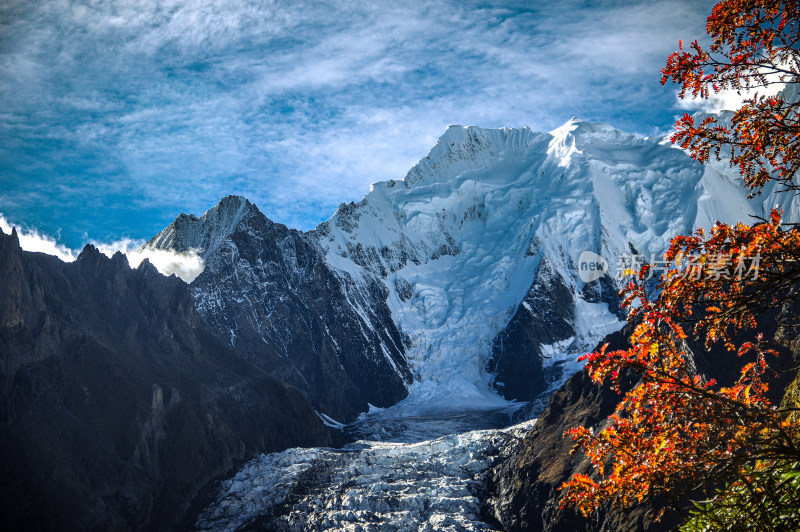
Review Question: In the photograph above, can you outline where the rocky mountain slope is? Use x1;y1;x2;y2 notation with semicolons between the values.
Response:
0;227;331;531
145;195;411;422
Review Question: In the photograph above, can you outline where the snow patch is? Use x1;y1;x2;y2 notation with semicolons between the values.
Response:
316;412;347;430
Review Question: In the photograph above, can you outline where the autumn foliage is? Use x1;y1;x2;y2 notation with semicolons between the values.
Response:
663;0;800;193
560;0;800;526
561;214;800;518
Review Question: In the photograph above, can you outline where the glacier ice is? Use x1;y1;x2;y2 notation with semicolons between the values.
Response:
313;118;793;416
196;417;536;531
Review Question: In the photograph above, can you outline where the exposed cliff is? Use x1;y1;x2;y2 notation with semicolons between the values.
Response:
0;227;331;531
488;304;800;531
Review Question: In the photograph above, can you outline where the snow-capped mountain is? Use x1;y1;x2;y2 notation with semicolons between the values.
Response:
311;119;791;412
146;118;795;423
135;117;800;530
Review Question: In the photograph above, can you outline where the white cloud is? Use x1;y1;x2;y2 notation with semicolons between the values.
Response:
676;83;788;113
134;248;204;283
93;239;206;283
675;90;749;114
674;63;791;113
0;213;204;282
0;214;77;262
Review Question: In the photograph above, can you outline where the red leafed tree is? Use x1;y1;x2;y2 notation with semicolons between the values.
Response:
665;0;800;193
560;1;800;528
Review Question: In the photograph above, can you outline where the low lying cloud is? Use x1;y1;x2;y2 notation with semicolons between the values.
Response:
93;239;206;283
0;214;77;262
1;214;204;283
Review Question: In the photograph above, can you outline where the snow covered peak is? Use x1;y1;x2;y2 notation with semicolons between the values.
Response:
438;124;469;143
549;117;654;157
140;114;800;420
144;195;260;258
548;116;580;136
400;125;547;187
402;119;661;190
313;118;795;414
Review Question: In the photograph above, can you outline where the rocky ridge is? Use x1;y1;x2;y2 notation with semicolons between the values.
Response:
145;195;411;422
488;304;800;531
0;227;331;530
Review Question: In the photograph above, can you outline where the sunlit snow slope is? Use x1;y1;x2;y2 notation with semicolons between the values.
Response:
313;118;793;414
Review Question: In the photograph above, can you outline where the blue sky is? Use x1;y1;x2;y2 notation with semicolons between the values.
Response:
0;0;717;248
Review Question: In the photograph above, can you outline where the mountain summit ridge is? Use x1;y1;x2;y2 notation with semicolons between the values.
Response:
309;117;785;414
146;117;800;419
146;194;258;258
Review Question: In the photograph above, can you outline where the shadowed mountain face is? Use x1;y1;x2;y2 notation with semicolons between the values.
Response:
0;228;332;531
145;195;412;422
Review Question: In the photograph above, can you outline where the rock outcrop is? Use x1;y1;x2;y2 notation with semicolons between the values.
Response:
488;304;800;531
0;227;331;530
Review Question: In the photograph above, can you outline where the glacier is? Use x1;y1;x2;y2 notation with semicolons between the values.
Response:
311;118;790;418
196;418;536;532
169;115;800;530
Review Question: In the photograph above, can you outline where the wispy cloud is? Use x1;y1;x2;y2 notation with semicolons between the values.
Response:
93;239;205;283
1;0;718;245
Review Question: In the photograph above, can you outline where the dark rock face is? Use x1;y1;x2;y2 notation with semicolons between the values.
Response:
488;259;572;404
488;305;800;532
489;258;621;406
487;322;654;532
0;228;332;531
146;196;412;422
